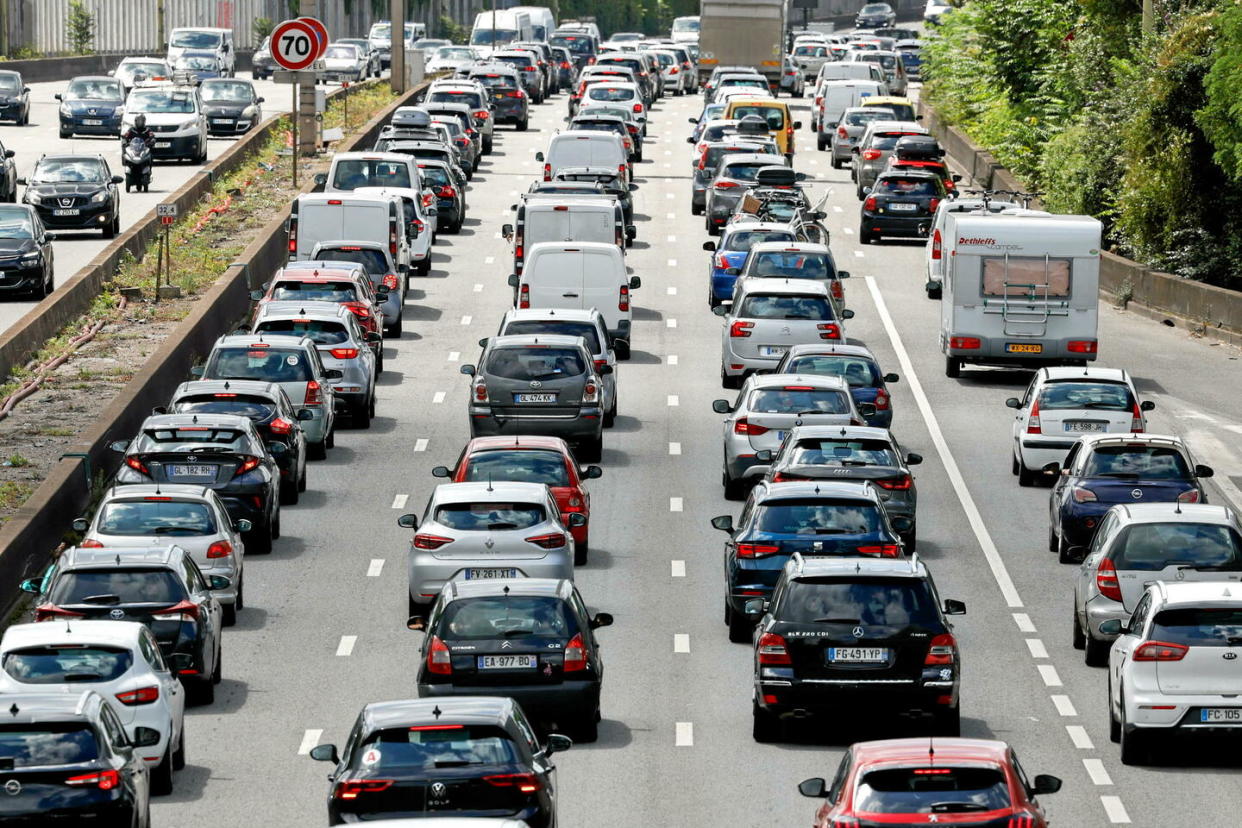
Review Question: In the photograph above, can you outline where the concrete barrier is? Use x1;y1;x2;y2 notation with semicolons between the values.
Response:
0;51;256;84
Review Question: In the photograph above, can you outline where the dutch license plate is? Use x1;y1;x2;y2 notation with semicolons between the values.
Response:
1065;421;1107;433
170;464;217;477
1200;708;1242;723
154;141;171;148
887;202;918;212
514;393;557;403
478;654;537;669
828;647;889;663
52;209;80;216
759;345;789;357
1006;343;1043;354
465;568;519;580
82;119;102;126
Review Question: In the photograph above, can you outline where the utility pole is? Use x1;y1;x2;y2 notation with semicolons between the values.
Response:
390;0;406;93
1141;0;1154;34
157;0;166;52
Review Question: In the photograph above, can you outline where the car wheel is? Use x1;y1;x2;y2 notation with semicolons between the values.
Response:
325;427;335;449
817;134;827;151
574;713;599;743
1057;532;1077;565
1048;528;1059;552
103;215;117;239
417;256;431;276
222;600;237;627
1017;455;1037;487
579;437;603;463
151;746;174;795
934;704;961;737
723;472;749;501
1072;611;1086;650
211;644;222;684
1109;679;1121;743
902;526;917;553
691;202;703;216
1084;632;1110;667
246;523;273;555
752;702;781;743
59;128;70;139
927;283;942;299
858;227;874;244
354;399;372;429
385;313;403;337
484;137;493;154
172;726;186;770
280;472;300;505
721;367;742;389
191;674;214;706
516;118;529;131
726;603;751;643
270;509;280;540
308;440;327;461
945;357;961;378
574;538;588;566
615;339;631;360
297;460;308;492
603;400;616;428
1119;702;1150;766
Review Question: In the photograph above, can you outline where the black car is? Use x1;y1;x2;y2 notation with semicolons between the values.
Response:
163;380;311;505
199;77;264;135
417;159;466;233
0;691;156;824
310;696;570;826
859;169;946;244
856;2;898;28
110;412;284;554
23;546;225;703
550;30;599;72
469;69;530;130
0;70;30;124
20;154;122;237
414;578;613;741
0;136;15;202
748;553;965;742
0;204;54;298
56;75;126;138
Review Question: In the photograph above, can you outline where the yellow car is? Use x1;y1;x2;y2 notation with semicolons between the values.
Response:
723;97;801;159
861;95;918;123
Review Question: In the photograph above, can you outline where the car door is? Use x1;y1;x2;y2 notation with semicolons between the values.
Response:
1050;441;1082;527
100;702;148;803
182;557;221;669
1012;372;1042;444
140;628;185;727
1111;590;1151;695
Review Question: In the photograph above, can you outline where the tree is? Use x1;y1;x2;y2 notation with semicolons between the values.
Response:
67;0;95;55
253;18;274;44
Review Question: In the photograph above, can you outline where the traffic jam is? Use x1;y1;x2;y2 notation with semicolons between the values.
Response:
0;2;1240;826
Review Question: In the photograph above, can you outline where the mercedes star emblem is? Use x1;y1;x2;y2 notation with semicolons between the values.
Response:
4;779;20;795
852;626;864;639
1131;488;1143;499
109;609;125;619
529;380;542;389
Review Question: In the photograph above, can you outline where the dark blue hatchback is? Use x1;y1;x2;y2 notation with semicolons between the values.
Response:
703;223;797;307
56;76;125;138
772;343;898;428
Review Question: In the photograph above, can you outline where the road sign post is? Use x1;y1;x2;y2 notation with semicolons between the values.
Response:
271;17;329;183
297;14;329;157
155;204;178;302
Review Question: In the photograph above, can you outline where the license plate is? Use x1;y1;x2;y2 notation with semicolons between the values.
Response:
1064;421;1107;433
887;203;918;212
1006;343;1043;354
759;345;789;357
52;209;80;216
154;141;171;148
464;568;519;580
514;393;557;403
478;655;537;669
82;119;103;125
775;431;787;441
828;647;889;663
170;464;217;477
1200;708;1242;723
211;118;231;124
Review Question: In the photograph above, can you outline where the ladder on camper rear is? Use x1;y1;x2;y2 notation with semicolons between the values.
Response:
980;254;1070;337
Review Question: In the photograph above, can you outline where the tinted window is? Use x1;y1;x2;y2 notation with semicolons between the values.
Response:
31;159;106;184
133;426;248;451
429;90;482;108
464;450;570;487
419;165;452;187
788;438;898;467
173;394;277;421
127;89;195;114
171;30;221;48
177;55;220;71
721;163;773;182
256;319;350;346
270;281;359;302
1151;608;1242;647
739;294;832;320
502;321;602;354
588;86;635;101
723;229;796;252
439;595;577;639
1083;445;1191;479
778;577;939;626
314;247;389;276
330;159;411;190
471;29;519;45
0;724;99;767
845;108;896;126
355;725;520;770
749;251;835;279
206;347;313;382
854;767;1010;814
435;502;545;531
98;499;217;536
200;81;253;102
1113;523;1242;571
1038;381;1133;411
485;347;586;380
754;498;882;534
0;209;34;240
66;79;123;99
876;177;938;196
870;132;920;151
784;355;880;386
4;646;133;684
749;388;851;414
730;106;785;130
551;35;593;54
50;568;186;605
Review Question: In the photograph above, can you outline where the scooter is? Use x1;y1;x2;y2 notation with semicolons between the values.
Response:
122;137;152;193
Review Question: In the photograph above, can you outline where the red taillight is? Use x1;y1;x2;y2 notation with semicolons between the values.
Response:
873;389;890;410
304;380;323;406
34;606;84;622
125;456;149;475
632;102;643;113
715;180;740;190
389;228;398;256
525;532;567;549
862;149;882;160
334;779;395;799
875;475;912;490
153;600;201;625
1178;489;1201;503
543;163;551;181
414;534;454;550
1096;557;1122;602
206;540;233;559
382;272;399;291
115;686;159;706
837;126;848;138
474;109;489;119
618;284;630;312
736;543;779;558
924;632;957;665
734;418;769;435
818;322;841;340
426;634;452;674
831;280;844;300
66;769;120;790
344;301;371;319
519;284;530;309
329;347;359;359
564;632;588;671
1133;640;1189;661
928;197;940;213
436;185;456;198
757;631;791;664
237;456;260;474
561;61;571;69
593;359;608;371
269;417;293;435
1026;399;1041;434
484;772;543;793
856;544;901;557
1130;402;1144;432
697;150;709;171
287;220;297;253
473;379;488;403
729;321;753;338
931;228;942;260
583;380;599;403
80;538;104;548
949;336;980;349
1072;485;1097;504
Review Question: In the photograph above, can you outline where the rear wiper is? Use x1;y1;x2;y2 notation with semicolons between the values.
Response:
433;760;483;768
487;522;518;531
813;616;860;624
501;628;536;637
80;594;121;605
795;410;830;417
1080;402;1127;410
930;802;989;814
152;526;197;534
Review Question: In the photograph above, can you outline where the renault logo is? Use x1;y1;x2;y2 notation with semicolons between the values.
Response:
852;626;864;639
109;609;125;619
484;537;494;549
529;380;542;389
1131;488;1143;499
4;780;19;795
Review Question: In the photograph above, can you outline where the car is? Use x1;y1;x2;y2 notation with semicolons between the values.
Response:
828;105;896;167
735;242;848;310
860;169;946;243
690;138;780;217
20;154;122;238
896;39;925;79
1103;580;1242;764
431;117;481;176
923;195;1027;298
857;1;897;27
467;66;530;130
253;262;385;344
702;222;797;306
543;165;635;225
791;42;830;83
413;578;612;740
109;412;284;554
714;279;854;388
307;240;406;336
1073;503;1242;666
417;159;467;233
0;690;156;822
309;696;570;826
549;46;576;92
0;69;30;124
173;50;225;84
0;135;14;202
24;545;225;703
1006;367;1154;486
426;45;482;76
0;203;54;298
426;101;484;160
56;75;126;138
713;374;874;498
122;83;208;163
461;334;608;462
113;56;172;91
772;343;900;428
704;152;789;234
337;37;383;77
573;101;646;160
199;77;264;135
749;554;964;739
491;50;545;101
688;102;727;144
1048;434;1215;563
0;621;188;793
852;119;929;198
925;0;954;25
711;480;913;641
849;49;908;96
799;737;1060;826
778;54;807;96
74;482;248;623
320;43;369;83
568;113;636;160
427;82;495;153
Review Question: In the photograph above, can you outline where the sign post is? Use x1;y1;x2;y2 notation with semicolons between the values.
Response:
269;18;326;186
155;204;178;302
297;15;329;157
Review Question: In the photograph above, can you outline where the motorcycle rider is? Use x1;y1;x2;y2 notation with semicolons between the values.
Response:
121;114;154;192
122;114;155;147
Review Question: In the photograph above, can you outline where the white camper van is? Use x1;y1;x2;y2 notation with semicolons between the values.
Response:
938;213;1103;378
510;6;557;41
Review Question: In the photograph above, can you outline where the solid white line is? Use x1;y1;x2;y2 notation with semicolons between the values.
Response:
367;559;385;577
675;721;693;746
668;395;680;406
447;351;460;361
667;286;678;295
484;256;495;265
1025;638;1048;659
391;494;408;510
865;276;1024;607
460;315;472;325
1101;796;1131;824
1050;694;1077;717
297;729;323;755
667;318;678;328
671;559;686;577
669;442;682;455
1038;664;1062;687
1083;758;1112;786
1013;612;1036;633
414;438;429;452
473;283;483;293
336;636;357;657
668;258;678;267
433;391;446;404
1066;725;1094;749
673;633;690;653
667;355;679;365
670;497;683;512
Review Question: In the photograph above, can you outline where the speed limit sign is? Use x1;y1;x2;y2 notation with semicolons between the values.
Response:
298;17;329;60
270;19;318;71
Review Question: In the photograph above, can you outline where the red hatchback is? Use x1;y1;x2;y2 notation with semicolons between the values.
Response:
799;738;1061;827
433;436;602;564
252;265;384;338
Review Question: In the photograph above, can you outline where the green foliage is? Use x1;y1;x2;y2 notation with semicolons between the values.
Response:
66;0;95;55
1198;1;1242;181
438;14;468;44
252;18;274;43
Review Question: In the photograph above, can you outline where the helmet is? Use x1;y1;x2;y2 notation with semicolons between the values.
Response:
134;114;147;129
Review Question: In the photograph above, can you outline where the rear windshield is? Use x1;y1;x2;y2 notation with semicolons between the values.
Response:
485;348;586;380
787;438;899;467
330;159;411;190
854;767;1010;814
783;355;880;386
739;295;833;320
869;102;915;120
97;499;217;536
794;46;826;56
173;394;277;420
1038;381;1133;411
721;163;773;182
749;251;835;280
870;132;920;151
755;498;883;535
429;90;482;108
876;177;938;196
1083;445;1191;479
470;74;517;89
572;120;625;136
270;281;359;302
434;502;546;531
588;86;635;101
778;577;939;627
503;321;602;354
315;248;389;276
133;427;248;452
419;165;452;187
0;724;99;768
464;449;570;487
721;78;767;89
50;568;186;606
845;108;896;126
354;725;520;771
749;388;851;414
730;105;785;130
494;55;534;69
1112;523;1242;571
551;35;593;54
1150;608;1242;647
3;646;133;684
439;595;577;640
256;319;350;346
723;229;797;252
860;53;898;70
206;347;313;382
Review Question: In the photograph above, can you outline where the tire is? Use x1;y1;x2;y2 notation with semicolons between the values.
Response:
574;713;599;743
902;526;917;553
1119;706;1150;766
858;228;874;244
1057;532;1077;565
752;703;781;743
246;522;273;555
1049;528;1058;552
59;129;70;139
1084;633;1110;667
574;538;589;566
934;704;961;737
308;440;327;461
353;400;372;429
172;727;186;770
417;255;431;276
298;461;308;492
927;284;942;300
817;134;827;151
726;603;751;643
409;593;422;619
1072;611;1086;650
326;427;335;449
721;368;742;389
1017;453;1037;487
578;437;603;463
385;313;403;337
191;674;214;706
691;202;704;216
603;400;616;428
211;644;222;684
945;357;961;378
615;340;631;361
151;747;174;795
723;472;749;501
270;509;280;541
280;471;299;505
103;215;118;239
223;600;237;627
484;137;493;154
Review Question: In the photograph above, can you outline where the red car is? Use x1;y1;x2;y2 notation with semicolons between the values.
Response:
799;738;1061;827
252;264;385;342
432;436;602;564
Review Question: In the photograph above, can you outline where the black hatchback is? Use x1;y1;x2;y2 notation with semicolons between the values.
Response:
310;696;570;826
859;169;946;244
20;154;122;237
0;204;54;299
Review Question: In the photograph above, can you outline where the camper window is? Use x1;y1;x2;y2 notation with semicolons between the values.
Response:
981;257;1070;298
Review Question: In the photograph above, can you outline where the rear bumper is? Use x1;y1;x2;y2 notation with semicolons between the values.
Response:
149;133;200;159
755;679;957;719
468;408;603;443
408;558;574;607
862;213;933;238
944;335;1100;365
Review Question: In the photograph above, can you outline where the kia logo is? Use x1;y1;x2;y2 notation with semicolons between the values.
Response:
1225;652;1238;661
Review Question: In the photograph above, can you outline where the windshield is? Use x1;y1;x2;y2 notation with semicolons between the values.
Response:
173;394;278;421
434;502;545;531
784;355;880;386
846;108;896;126
0;209;33;239
730;105;785;130
471;28;519;45
66;79;122;100
270;281;358;302
0;76;20;93
486;347;586;380
206;346;313;382
673;18;700;32
750;251;835;280
1112;523;1242;571
439;595;576;639
1083;445;1191;479
755;498;883;535
418;164;452;187
97;499;217;536
3;646;133;684
370;23;392;38
794;46;826;56
256;319;350;346
355;725;520;770
739;294;832;320
128;89;194;113
1151;608;1242;647
171;30;222;49
854;767;1010;814
788;438;899;468
749;387;851;414
779;577;939;626
0;724;99;768
331;159;411;190
32;159;106;184
177;55;218;71
723;230;796;252
552;35;593;54
503;321;602;353
50;568;186;605
118;62;166;81
314;247;390;275
325;46;358;61
588;86;635;102
436;47;476;61
877;176;938;197
721;162;773;182
464;449;570;487
1038;381;1134;411
200;81;252;102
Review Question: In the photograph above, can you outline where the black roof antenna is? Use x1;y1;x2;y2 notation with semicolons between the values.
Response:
928;737;935;765
487;474;494;493
432;705;442;720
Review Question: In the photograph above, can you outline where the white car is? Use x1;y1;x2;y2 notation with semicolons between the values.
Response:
0;620;187;793
1105;581;1242;765
320;43;369;83
113;56;172;92
74;483;247;625
1005;367;1153;485
122;83;208;164
924;0;954;25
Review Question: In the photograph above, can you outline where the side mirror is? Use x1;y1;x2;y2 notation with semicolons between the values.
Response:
628;276;641;290
296;409;315;421
629;183;639;192
702;241;717;252
267;442;288;457
755;449;773;461
19;579;41;594
507;274;519;288
111;175;123;184
431;466;452;478
1032;774;1063;796
583;465;603;480
862;186;872;195
1005;397;1021;409
501;223;514;238
71;517;89;532
1098;619;1125;636
686;136;695;143
812;210;827;220
208;575;232;591
952;174;963;182
743;598;767;617
710;515;735;533
235;519;253;532
108;440;129;453
460;364;476;376
566;512;587;528
1196;464;1214;478
309;744;339;763
15;178;25;186
943;599;966;615
794;172;808;181
857;402;877;418
842;309;855;320
1140;400;1155;411
258;96;265;103
407;615;426;631
132;727;162;748
535;151;545;161
688;117;698;124
365;331;382;343
545;733;572;755
891;515;914;534
312;172;327;186
712;399;732;414
1042;462;1061;474
249;289;264;301
2;150;13;159
397;514;419;529
167;653;193;672
596;364;613;375
798;778;828;798
190;365;204;378
905;453;923;466
590;612;613;629
322;369;343;380
712;305;729;317
883;372;899;383
54;93;62;101
1066;545;1088;563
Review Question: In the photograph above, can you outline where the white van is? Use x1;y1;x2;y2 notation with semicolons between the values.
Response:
352;186;436;277
504;196;628;274
509;242;642;359
167;27;234;76
288;193;412;283
322;151;421;195
939;213;1103;378
816;61;887;87
510;6;557;41
471;10;534;50
816;79;886;135
537;132;629;185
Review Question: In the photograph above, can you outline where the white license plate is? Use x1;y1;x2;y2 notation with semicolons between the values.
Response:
514;393;557;403
170;464;217;477
759;345;789;357
210;118;231;124
154;141;171;148
464;568;519;580
82;119;103;125
478;655;537;669
827;647;889;663
1201;708;1242;723
887;203;918;212
52;209;80;216
1065;421;1107;433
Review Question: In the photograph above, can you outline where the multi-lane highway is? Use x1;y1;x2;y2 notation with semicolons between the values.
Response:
108;74;1242;827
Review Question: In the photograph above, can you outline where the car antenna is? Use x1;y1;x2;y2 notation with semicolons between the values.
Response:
928;737;935;765
8;704;17;717
487;474;494;493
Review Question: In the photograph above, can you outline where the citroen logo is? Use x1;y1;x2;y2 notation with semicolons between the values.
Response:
1131;488;1143;499
1225;652;1238;661
529;380;542;388
109;609;125;619
852;626;864;639
501;640;512;649
3;779;19;796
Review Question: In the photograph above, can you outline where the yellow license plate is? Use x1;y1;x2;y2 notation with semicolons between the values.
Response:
1006;343;1043;354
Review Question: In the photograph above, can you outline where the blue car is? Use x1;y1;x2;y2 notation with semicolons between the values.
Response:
1048;434;1214;563
772;342;898;428
896;40;924;80
702;221;797;306
175;51;224;84
712;480;911;642
56;75;125;138
689;102;727;144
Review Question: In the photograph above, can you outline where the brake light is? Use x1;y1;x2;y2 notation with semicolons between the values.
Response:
269;417;293;435
872;389;890;411
237;456;260;474
837;125;847;138
931;228;942;260
414;534;454;550
153;600;200;624
698;150;709;171
561;61;571;70
334;780;395;799
206;540;233;559
287;218;297;253
1026;399;1041;434
1133;640;1189;661
715;180;740;190
519;283;530;309
381;271;399;291
66;769;120;790
863;195;877;212
875;475;912;490
734;418;768;435
1068;340;1098;354
485;772;543;793
856;544;901;557
526;532;567;549
34;606;84;621
949;336;980;349
736;543;779;558
670;67;679;75
473;110;489;119
1130;402;1144;432
304;380;323;406
329;347;360;360
757;631;791;664
80;539;104;548
716;254;731;270
818;322;841;340
473;379;488;403
633;102;643;113
593;359;609;372
617;283;631;312
924;632;957;665
1072;485;1097;503
436;185;456;198
1096;557;1122;602
1178;489;1201;503
389;226;398;256
125;456;149;475
862;149;882;160
729;320;753;338
928;197;940;213
115;686;159;706
564;633;588;671
583;380;600;403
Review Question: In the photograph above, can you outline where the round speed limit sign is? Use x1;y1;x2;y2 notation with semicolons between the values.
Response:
271;19;318;71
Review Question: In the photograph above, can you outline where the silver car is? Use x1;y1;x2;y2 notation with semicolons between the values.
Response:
851;119;928;199
705;152;788;234
829;105;897;167
320;43;369;83
73;484;247;624
308;241;405;336
713;374;869;497
714;279;854;388
1073;503;1242;667
400;481;581;614
691;139;779;216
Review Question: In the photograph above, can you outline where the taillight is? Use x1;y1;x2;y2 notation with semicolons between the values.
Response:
425;634;452;674
593;359;608;371
862;149;882;160
34;606;84;622
1026;399;1041;434
473;379;488;403
729;321;753;337
287;219;297;253
270;417;295;436
757;631;791;664
382;272;399;291
632;102;643;113
924;632;957;665
519;283;530;309
115;686;159;706
734;418;769;435
1071;485;1097;504
583;380;599;403
80;539;104;548
389;226;398;256
1133;640;1189;661
818;322;841;340
455;137;469;147
564;633;588;671
436;185;456;198
837;126;847;138
716;254;730;270
206;540;233;559
949;336;981;349
543;163;551;181
1130;402;1144;432
928;197;940;213
66;769;120;790
830;280;844;300
715;180;740;190
473;109;489;119
873;389;890;410
125;456;149;475
334;779;395;799
1068;340;1098;354
863;195;877;212
815;95;823;107
931;228;942;260
485;772;542;793
304;380;323;405
344;301;371;319
153;600;201;624
736;543;779;558
525;532;567;549
1096;557;1122;602
414;534;454;550
618;284;630;312
875;475;912;490
237;456;260;474
1177;489;1201;503
856;544;901;557
329;347;359;359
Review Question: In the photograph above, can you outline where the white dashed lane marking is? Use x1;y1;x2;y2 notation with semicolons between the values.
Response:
335;636;356;657
485;256;495;265
473;283;483;292
1025;638;1048;659
667;258;677;267
1037;665;1062;687
667;318;677;328
667;395;679;406
667;355;679;365
675;722;693;747
1101;796;1131;824
673;633;690;653
433;391;446;404
671;560;686;577
391;494;408;510
669;442;681;455
367;559;385;577
414;438;429;452
1066;725;1093;749
667;286;677;295
1050;695;1077;717
1013;613;1036;633
447;351;460;361
669;497;683;512
297;730;323;755
854;250;864;258
1083;758;1113;786
460;315;472;325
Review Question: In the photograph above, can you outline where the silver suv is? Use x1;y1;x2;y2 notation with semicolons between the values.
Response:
851;119;928;199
